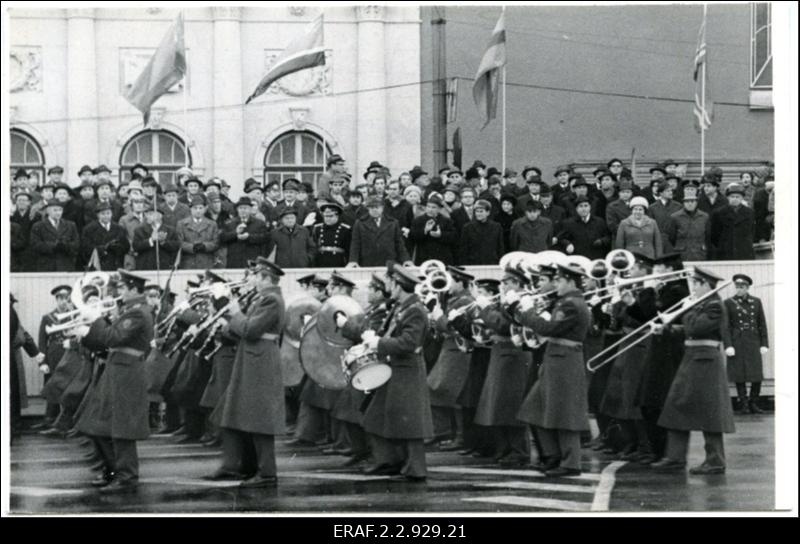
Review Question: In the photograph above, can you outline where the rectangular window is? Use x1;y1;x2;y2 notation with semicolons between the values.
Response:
750;3;772;89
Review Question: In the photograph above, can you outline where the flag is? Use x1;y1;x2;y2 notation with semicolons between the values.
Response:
451;128;462;169
124;13;186;126
160;248;182;309
86;248;101;271
472;10;506;128
447;78;459;123
693;5;712;132
246;14;325;104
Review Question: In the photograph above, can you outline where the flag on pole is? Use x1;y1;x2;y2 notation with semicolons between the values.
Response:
472;10;507;128
446;78;459;123
124;13;186;127
246;14;325;104
693;5;712;133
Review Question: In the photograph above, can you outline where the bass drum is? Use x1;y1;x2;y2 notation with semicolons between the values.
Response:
299;316;349;390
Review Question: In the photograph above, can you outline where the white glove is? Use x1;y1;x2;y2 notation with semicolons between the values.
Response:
511;334;524;348
34;352;46;364
760;346;769;355
725;347;736;357
601;302;612;315
475;296;491;309
518;295;535;312
364;336;380;350
62;339;71;350
335;313;348;328
621;291;635;306
302;213;317;227
39;364;50;374
503;290;520;306
430;306;444;321
72;325;90;339
447;309;460;321
643;279;658;290
150;339;158;348
81;307;102;323
401;227;410;238
566;244;575;254
650;323;665;335
303;315;312;325
211;283;230;299
588;295;602;307
538;311;552;321
186;324;200;336
361;330;377;343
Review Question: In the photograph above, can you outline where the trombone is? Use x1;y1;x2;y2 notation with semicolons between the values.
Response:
586;278;733;372
53;296;121;322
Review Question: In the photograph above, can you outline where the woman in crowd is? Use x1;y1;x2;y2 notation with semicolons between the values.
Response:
615;197;663;259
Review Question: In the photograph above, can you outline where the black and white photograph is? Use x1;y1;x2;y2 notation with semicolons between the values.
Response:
2;1;796;519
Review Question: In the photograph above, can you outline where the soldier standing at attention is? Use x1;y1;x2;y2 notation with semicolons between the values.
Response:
724;274;769;414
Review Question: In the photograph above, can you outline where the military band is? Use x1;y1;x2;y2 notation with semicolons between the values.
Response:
23;246;765;491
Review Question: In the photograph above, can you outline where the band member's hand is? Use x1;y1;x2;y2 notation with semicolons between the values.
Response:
519;295;535;312
211;283;230;299
650;323;665;335
601;302;612;314
364;336;380;350
186;324;199;337
538;311;552;321
228;300;241;315
335;312;348;328
150;339;158;348
34;353;46;364
475;296;491;309
503;290;520;306
588;295;602;307
361;330;376;343
643;279;658;289
621;291;635;306
303;315;312;325
760;346;769;354
447;309;460;321
430;305;444;321
346;262;359;268
39;364;50;374
566;244;575;254
62;339;71;350
725;346;736;357
72;325;90;339
81;306;102;323
401;227;410;238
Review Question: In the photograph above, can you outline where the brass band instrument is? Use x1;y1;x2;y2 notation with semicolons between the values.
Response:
53;296;121;322
586;278;733;372
45;274;119;335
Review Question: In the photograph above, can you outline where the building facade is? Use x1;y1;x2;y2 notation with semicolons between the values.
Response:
419;3;774;178
9;6;421;195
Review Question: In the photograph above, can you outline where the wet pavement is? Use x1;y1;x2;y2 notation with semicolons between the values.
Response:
8;415;774;514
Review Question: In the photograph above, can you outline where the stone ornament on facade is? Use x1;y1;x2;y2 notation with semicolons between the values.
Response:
288;6;307;17
148;107;166;130
289;107;311;131
10;47;43;93
355;5;385;21
263;49;332;97
120;48;186;95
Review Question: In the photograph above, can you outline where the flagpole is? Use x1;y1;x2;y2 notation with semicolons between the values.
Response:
182;11;189;169
501;65;507;174
700;4;706;174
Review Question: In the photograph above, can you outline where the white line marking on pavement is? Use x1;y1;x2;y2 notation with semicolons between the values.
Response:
154;478;242;488
474;481;595;494
11;451;220;465
10;486;85;497
429;466;601;482
463;495;590;512
590;460;626;511
285;472;391;482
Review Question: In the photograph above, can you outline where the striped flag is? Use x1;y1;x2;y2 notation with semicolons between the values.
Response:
124;13;186;126
472;10;506;128
693;5;712;132
246;14;325;104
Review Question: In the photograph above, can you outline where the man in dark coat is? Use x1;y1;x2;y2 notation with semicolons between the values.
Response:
360;263;433;481
697;175;728;216
709;183;755;260
383;179;414;232
512;263;592;477
35;285;74;430
648;182;683;253
539;185;566;237
220;197;272;269
557;197;611;260
666;193;710;262
459;200;505;265
591;171;618;222
10;296;45;435
409;194;458;265
271;209;316;268
53;183;86;233
132;208;181;270
652;267;735;475
605;178;634;236
275;179;310;224
204;258;286;488
311;202;351;268
80;202;130;271
83;179;124;225
75;270;154;492
342;189;369;227
559;175;591;219
509;200;553;253
10;192;39;271
29;200;80;272
347;197;411;267
724;274;769;414
159;184;191;228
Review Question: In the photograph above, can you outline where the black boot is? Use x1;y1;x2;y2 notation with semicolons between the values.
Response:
749;383;764;414
734;383;749;414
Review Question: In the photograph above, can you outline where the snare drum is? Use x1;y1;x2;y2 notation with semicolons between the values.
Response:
342;344;392;392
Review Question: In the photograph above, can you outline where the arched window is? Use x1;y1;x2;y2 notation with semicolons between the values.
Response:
10;129;45;188
119;130;191;186
264;131;330;191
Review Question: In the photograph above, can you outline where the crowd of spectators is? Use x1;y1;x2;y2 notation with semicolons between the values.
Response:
9;156;776;273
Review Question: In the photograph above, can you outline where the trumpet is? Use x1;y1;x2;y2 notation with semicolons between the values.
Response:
54;296;121;321
187;278;249;298
586;279;733;372
45;305;117;335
